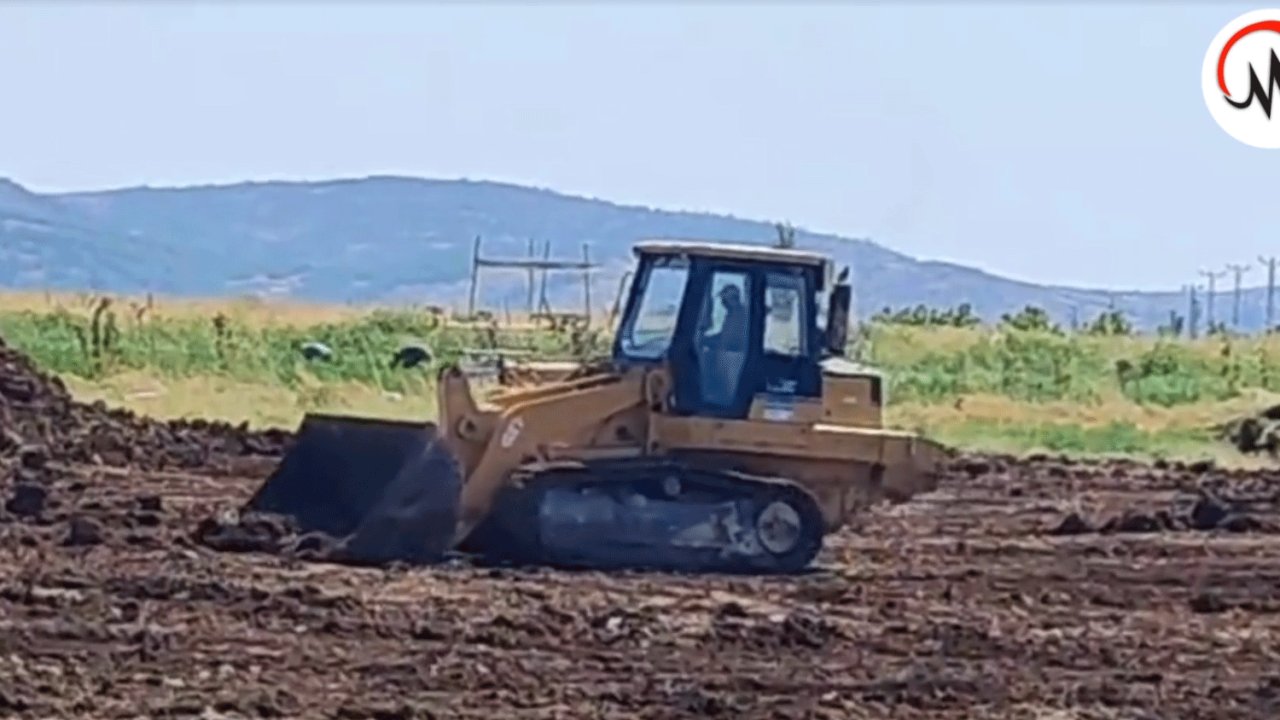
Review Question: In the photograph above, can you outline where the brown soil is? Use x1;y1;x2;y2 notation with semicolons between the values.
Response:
3;339;1280;718
0;337;291;477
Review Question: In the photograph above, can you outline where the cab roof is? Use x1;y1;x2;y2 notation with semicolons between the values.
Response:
633;239;829;268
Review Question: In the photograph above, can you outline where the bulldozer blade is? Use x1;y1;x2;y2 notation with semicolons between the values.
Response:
245;413;462;566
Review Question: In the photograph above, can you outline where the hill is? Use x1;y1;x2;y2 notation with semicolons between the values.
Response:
0;175;1231;329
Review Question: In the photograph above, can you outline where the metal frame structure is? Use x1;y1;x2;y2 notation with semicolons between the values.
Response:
466;236;599;324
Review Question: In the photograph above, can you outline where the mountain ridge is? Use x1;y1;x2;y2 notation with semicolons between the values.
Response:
0;175;1251;330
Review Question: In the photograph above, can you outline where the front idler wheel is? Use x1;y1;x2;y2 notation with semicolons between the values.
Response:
755;499;803;555
750;487;824;574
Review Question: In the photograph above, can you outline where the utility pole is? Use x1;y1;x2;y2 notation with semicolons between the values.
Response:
1260;256;1278;333
468;236;481;317
1200;269;1227;332
1226;263;1251;329
1189;284;1202;339
1180;285;1190;338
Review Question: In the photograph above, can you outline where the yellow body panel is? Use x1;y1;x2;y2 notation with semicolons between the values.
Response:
439;362;942;546
820;375;883;426
650;414;942;529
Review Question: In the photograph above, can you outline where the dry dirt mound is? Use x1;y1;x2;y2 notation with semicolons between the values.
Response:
0;336;290;479
1;336;294;544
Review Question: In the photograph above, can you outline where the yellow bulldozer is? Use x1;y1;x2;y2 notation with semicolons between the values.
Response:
246;240;947;574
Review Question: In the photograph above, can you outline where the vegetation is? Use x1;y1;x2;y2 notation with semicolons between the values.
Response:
2;293;1276;462
871;303;980;328
0;295;605;388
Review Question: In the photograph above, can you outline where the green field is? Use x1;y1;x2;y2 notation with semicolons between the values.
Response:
1;292;1273;464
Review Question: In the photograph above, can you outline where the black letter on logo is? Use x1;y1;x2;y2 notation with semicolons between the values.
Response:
1227;49;1280;119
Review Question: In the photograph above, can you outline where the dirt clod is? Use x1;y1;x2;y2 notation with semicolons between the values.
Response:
1049;512;1093;535
5;482;48;518
64;516;104;547
137;494;163;512
193;513;298;554
1189;496;1231;531
17;445;48;470
1189;592;1232;614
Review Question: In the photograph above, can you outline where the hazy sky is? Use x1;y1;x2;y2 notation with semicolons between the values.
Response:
0;2;1274;291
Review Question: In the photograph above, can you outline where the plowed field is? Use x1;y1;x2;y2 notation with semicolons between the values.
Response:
3;338;1279;719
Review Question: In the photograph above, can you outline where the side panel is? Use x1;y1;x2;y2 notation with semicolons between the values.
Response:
746;394;825;424
651;413;911;459
648;414;944;529
820;375;883;427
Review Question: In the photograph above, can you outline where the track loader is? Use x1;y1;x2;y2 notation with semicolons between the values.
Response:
246;240;947;574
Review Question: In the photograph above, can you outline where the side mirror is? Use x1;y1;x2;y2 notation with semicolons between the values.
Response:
824;282;851;356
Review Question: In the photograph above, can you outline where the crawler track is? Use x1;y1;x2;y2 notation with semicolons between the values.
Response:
467;459;827;574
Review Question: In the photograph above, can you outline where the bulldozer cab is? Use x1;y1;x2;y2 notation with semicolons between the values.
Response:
612;240;847;420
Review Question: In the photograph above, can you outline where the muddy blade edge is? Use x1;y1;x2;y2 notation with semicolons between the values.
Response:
245;413;462;565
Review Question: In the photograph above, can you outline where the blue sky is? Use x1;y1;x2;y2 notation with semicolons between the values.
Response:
0;2;1273;291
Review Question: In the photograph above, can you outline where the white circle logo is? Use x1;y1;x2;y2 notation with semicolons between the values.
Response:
1202;9;1280;148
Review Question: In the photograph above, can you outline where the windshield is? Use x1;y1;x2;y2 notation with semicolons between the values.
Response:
618;257;690;360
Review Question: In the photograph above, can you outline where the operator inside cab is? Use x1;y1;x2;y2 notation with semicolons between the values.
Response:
698;281;750;406
705;283;747;351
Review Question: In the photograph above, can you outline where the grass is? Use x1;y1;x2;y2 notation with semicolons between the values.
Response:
887;393;1270;465
0;290;1272;463
59;371;437;428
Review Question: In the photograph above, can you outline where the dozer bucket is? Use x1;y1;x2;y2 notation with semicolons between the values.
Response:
245;413;462;565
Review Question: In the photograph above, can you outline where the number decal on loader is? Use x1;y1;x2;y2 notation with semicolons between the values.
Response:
501;417;525;448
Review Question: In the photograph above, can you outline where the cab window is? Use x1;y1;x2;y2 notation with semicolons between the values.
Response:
617;256;689;360
763;271;808;357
